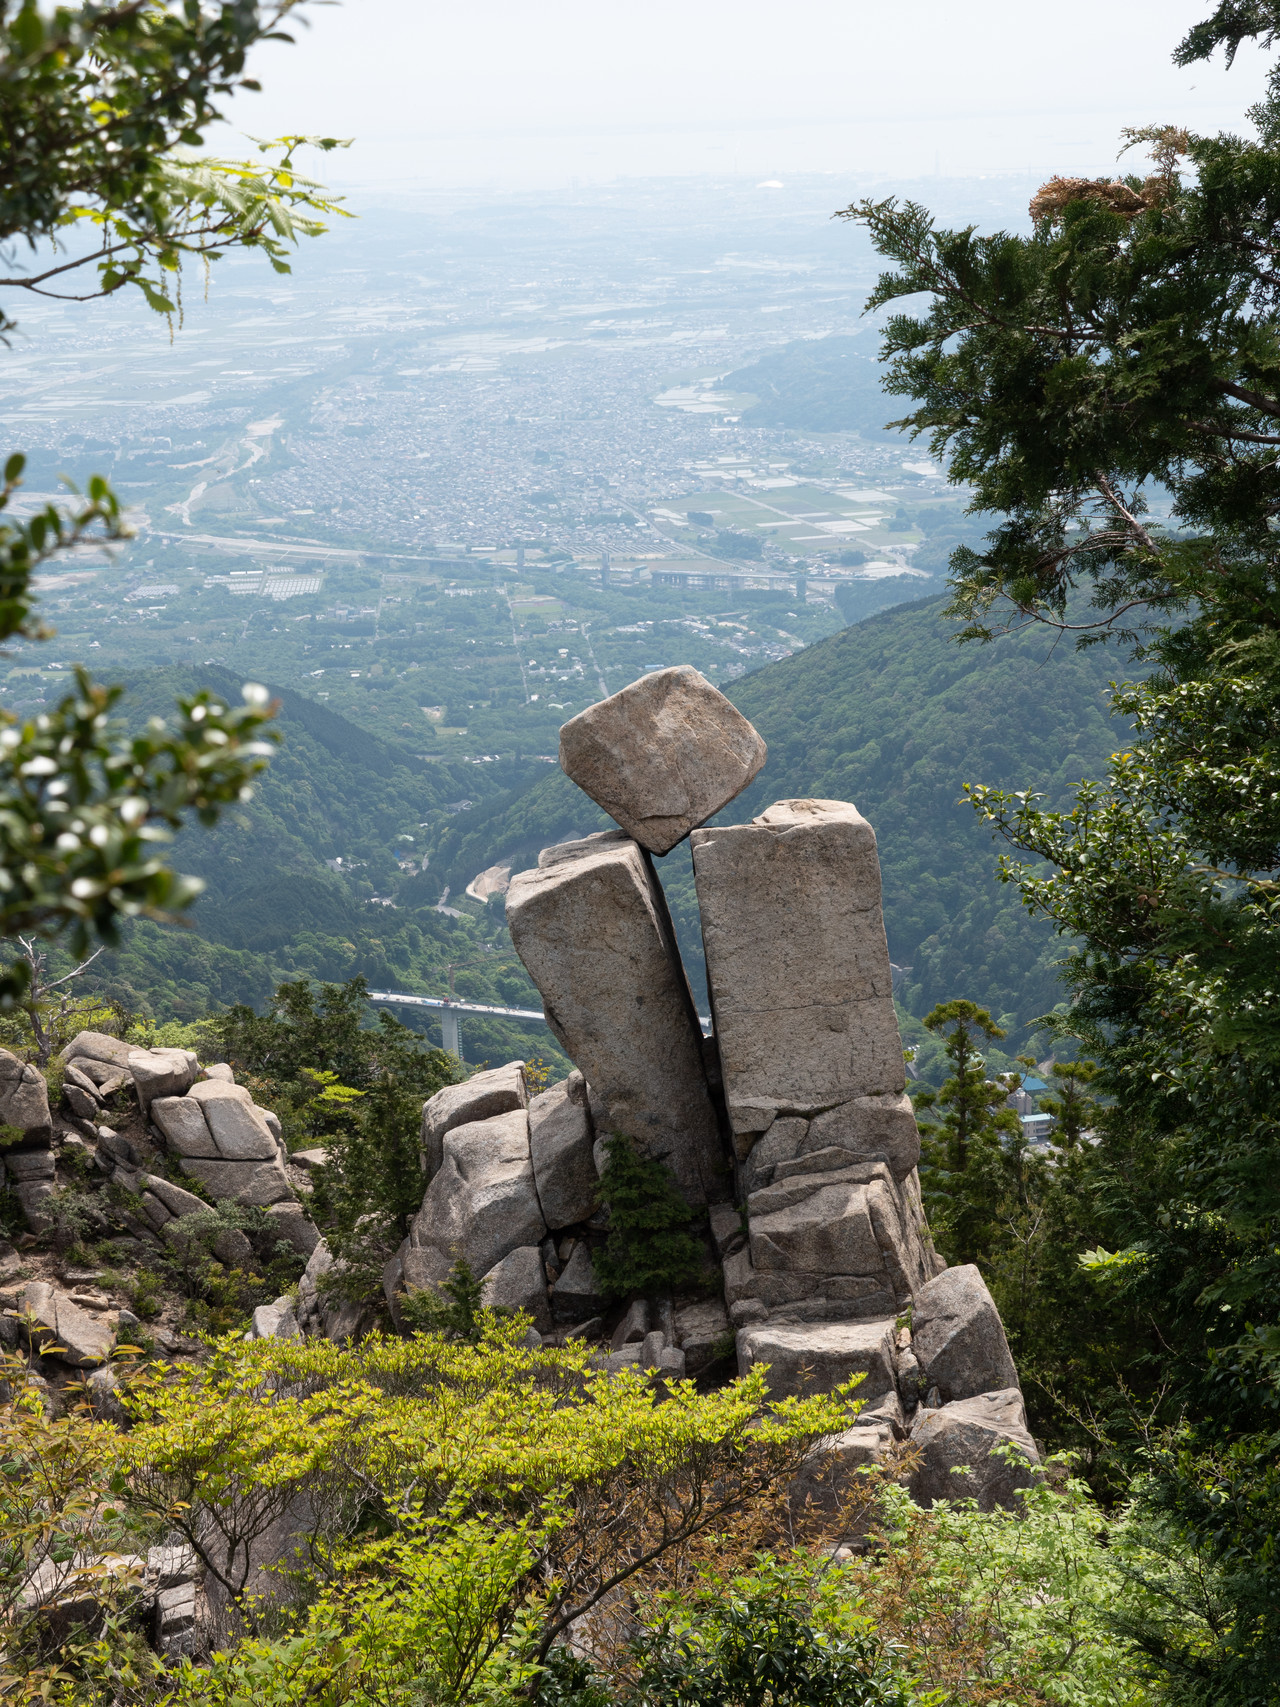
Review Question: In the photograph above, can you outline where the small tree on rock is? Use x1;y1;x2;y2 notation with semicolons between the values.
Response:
914;999;1022;1267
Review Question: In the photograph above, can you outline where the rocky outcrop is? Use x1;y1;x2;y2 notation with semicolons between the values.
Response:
59;1033;199;1122
0;1048;52;1140
295;1240;377;1345
735;1318;898;1404
0;1047;56;1228
691;799;908;1149
57;1044;323;1248
144;1074;297;1210
2;1143;57;1232
481;1245;552;1332
507;831;724;1207
419;1059;528;1182
392;671;1036;1509
127;1047;199;1112
558;665;767;854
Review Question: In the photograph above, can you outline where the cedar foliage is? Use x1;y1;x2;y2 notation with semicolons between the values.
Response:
591;1136;710;1302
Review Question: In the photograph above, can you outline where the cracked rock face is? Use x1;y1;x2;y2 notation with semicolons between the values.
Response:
908;1388;1039;1510
14;1281;115;1367
557;665;767;855
406;1108;547;1290
909;1264;1020;1402
507;832;724;1207
528;1072;597;1230
692;799;907;1143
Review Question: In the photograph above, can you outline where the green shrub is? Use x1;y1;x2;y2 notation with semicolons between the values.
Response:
127;1268;164;1321
844;1461;1162;1705
633;1560;912;1707
591;1135;709;1301
397;1259;492;1343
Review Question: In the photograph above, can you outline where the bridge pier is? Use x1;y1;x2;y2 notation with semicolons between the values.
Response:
441;1008;462;1060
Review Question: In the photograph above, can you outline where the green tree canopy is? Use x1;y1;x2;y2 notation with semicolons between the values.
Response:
848;3;1280;1691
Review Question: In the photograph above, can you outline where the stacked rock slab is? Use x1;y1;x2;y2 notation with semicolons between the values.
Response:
391;1062;603;1332
557;664;767;855
506;831;725;1207
508;665;769;1208
0;1048;55;1228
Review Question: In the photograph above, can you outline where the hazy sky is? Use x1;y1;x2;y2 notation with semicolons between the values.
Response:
224;0;1274;192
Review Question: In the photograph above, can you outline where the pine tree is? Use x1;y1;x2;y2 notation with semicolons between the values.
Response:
914;1000;1022;1267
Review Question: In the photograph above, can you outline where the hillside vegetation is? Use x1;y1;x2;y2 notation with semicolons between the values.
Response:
91;667;569;1070
724;335;904;437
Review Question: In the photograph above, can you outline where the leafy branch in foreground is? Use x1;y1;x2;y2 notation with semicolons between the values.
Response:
0;671;277;981
0;1;307;244
0;6;350;994
4;134;352;319
838;122;1280;647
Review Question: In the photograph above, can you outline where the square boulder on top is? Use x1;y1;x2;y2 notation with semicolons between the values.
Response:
558;666;766;854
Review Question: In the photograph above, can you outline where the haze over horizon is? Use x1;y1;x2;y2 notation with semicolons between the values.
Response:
222;0;1274;195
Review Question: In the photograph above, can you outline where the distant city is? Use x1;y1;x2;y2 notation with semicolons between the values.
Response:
1;174;1040;762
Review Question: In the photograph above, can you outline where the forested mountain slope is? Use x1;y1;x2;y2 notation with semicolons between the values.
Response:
436;594;1128;1046
92;668;565;1067
724;335;904;437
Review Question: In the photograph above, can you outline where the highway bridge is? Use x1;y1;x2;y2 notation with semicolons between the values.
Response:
367;988;712;1059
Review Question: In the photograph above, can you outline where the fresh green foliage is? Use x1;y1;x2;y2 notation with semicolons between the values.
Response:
1039;1059;1100;1149
121;1321;857;1668
0;453;127;645
0;1;300;243
632;1561;912;1707
839;122;1280;650
216;974;450;1097
34;136;352;322
846;1464;1165;1706
592;1135;710;1302
0;0;349;317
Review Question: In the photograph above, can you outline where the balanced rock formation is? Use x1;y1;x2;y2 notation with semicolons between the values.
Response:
558;665;766;854
399;669;1038;1509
